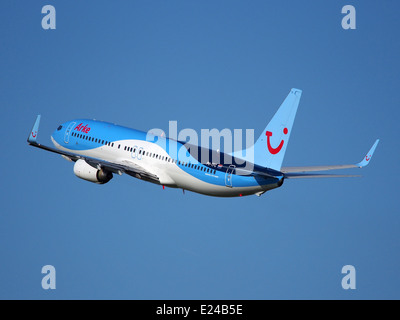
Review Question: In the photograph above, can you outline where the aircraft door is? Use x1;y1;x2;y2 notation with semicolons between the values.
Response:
138;147;143;160
64;122;76;144
225;165;235;187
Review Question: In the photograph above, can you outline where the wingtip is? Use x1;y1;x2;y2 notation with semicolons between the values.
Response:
356;139;379;168
27;115;41;143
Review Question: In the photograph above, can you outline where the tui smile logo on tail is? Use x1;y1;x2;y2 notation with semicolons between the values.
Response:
266;128;288;154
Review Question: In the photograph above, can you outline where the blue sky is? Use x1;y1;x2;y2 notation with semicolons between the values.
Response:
0;1;399;299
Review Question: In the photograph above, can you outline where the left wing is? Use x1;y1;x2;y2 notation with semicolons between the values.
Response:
281;139;379;179
27;115;160;183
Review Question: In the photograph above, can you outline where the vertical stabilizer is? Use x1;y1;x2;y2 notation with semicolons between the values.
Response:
252;88;301;170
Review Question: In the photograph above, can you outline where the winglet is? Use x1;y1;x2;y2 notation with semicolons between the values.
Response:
356;139;379;168
28;115;41;144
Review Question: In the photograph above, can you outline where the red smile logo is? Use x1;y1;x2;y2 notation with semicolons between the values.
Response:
31;131;37;138
266;128;288;155
365;155;371;161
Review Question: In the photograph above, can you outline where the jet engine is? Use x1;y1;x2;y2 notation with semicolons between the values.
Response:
73;159;113;184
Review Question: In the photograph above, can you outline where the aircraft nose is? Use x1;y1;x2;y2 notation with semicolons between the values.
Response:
51;124;65;145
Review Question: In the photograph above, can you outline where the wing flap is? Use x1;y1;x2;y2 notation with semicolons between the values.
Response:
281;139;379;175
285;173;361;179
281;164;357;173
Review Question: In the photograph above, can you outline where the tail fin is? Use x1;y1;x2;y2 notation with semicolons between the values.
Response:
253;88;302;170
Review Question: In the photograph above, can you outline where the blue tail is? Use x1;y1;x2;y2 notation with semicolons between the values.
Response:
248;89;302;171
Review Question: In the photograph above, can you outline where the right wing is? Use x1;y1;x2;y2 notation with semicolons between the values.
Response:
281;139;379;178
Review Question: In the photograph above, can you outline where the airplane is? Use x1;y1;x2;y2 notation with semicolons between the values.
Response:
27;88;379;197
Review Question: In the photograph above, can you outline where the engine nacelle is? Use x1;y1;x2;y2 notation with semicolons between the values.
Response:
73;159;113;184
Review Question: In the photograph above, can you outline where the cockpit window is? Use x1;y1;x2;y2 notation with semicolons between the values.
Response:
57;125;63;131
